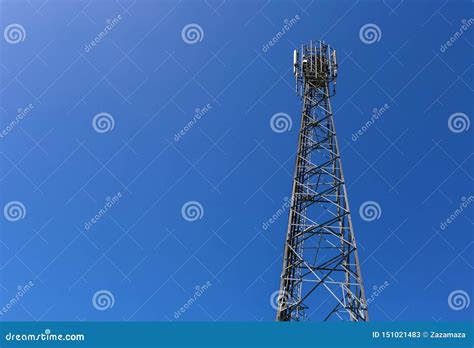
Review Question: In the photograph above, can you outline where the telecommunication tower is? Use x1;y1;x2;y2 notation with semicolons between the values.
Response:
276;41;368;321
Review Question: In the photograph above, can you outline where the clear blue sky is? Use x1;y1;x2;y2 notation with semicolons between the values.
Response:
0;0;472;322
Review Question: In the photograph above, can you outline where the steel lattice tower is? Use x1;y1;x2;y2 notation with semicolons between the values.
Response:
276;41;368;321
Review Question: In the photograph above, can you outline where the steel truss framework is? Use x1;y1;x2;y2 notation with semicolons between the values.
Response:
276;41;369;322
